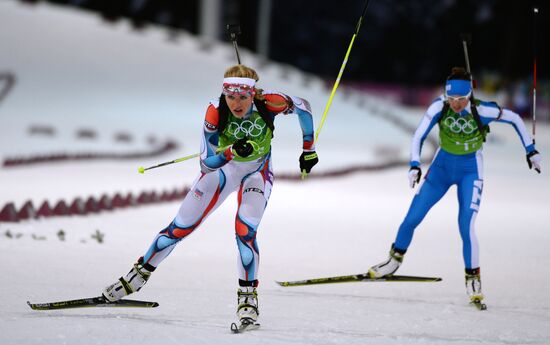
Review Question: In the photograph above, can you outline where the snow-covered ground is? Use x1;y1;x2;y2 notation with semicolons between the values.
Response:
1;2;550;345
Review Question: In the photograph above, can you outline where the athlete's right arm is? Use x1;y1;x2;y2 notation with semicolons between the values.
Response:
199;104;234;173
410;97;444;167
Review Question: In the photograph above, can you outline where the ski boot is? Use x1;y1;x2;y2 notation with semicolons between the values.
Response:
368;244;405;278
231;281;260;333
465;268;486;309
237;286;259;322
102;257;154;302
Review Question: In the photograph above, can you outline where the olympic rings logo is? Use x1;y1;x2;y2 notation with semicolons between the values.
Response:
443;116;477;134
227;118;266;139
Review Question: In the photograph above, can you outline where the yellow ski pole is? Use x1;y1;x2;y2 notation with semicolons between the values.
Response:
302;0;373;180
137;143;250;174
314;0;372;144
138;153;200;174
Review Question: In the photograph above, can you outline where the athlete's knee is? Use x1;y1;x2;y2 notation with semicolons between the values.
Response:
458;212;476;239
235;216;258;241
162;221;196;240
400;214;422;230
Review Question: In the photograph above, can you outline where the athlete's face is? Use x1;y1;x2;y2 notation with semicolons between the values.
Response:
447;94;469;113
225;94;253;118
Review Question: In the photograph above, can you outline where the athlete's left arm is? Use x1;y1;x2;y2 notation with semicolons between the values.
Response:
264;92;318;173
478;102;541;172
478;102;535;153
264;92;315;151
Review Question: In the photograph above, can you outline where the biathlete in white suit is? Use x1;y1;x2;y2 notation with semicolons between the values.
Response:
369;67;542;303
102;64;319;324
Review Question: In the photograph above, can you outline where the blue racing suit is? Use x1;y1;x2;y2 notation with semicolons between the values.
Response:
394;95;536;269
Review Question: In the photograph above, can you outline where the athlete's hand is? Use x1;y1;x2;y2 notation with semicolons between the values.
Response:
526;150;541;173
408;166;422;188
232;138;254;158
299;151;319;174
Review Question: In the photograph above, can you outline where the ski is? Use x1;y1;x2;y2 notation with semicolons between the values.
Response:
231;319;260;333
276;273;442;287
27;296;159;310
470;298;487;311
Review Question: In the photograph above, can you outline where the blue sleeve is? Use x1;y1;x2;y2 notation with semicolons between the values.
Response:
410;97;444;166
477;102;535;153
200;130;231;173
199;104;233;173
296;107;315;151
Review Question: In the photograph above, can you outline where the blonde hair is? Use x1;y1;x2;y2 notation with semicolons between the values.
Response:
223;65;264;100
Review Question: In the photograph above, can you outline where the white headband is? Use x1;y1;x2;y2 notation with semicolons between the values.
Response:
223;77;256;87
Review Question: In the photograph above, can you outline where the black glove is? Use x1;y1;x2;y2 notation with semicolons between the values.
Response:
299;151;319;174
408;166;422;188
232;138;254;158
526;149;541;173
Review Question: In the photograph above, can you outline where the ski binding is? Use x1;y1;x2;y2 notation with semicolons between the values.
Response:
231;318;260;333
470;297;487;311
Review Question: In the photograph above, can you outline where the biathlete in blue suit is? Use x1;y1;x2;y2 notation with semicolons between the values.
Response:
368;67;542;303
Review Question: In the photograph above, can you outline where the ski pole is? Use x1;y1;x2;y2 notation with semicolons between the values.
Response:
314;0;373;144
137;143;245;174
460;33;488;137
138;153;200;174
532;7;538;144
460;33;474;88
227;24;242;64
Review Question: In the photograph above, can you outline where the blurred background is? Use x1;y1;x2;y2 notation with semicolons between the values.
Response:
12;0;550;120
